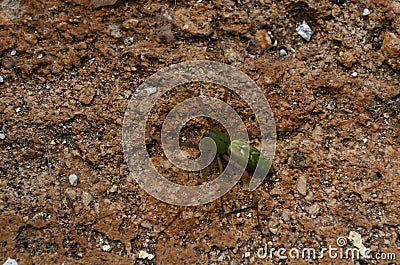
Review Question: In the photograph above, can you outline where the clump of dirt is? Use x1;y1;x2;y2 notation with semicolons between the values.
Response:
1;0;399;264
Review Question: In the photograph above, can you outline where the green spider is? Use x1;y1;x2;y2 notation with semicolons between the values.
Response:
202;130;272;174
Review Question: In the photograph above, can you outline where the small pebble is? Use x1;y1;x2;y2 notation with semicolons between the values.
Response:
78;87;96;105
296;21;314;42
65;188;77;200
254;29;272;50
362;8;370;16
81;191;92;206
338;51;357;67
69;174;78;186
138;250;155;260
23;149;36;158
109;185;118;193
108;24;121;38
163;12;172;22
3;258;18;265
140;220;152;229
351;71;358;77
269;227;278;234
0;133;5;140
102;244;111;252
10;50;16;56
297;175;307;195
244;252;251;258
279;49;288;56
92;0;117;8
0;76;4;83
121;18;139;30
124;37;135;46
145;87;157;96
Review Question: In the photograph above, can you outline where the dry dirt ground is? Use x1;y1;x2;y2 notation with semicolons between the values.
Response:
1;0;400;264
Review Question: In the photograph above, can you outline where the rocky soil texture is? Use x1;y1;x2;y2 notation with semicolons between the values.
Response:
0;0;399;264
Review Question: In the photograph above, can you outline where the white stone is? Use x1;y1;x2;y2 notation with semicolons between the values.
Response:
3;258;18;265
362;9;370;16
351;71;358;77
102;244;111;252
0;133;5;140
10;50;16;56
69;174;78;186
138;250;155;260
296;21;314;42
145;87;157;96
269;227;278;234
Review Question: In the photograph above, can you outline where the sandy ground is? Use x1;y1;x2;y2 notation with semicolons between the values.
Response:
0;0;399;264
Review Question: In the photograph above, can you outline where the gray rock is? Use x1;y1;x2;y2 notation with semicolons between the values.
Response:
296;21;314;42
297;175;307;196
92;0;117;8
69;174;78;186
3;258;18;265
81;191;92;207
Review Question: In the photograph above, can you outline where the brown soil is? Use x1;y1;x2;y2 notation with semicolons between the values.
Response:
1;0;399;264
